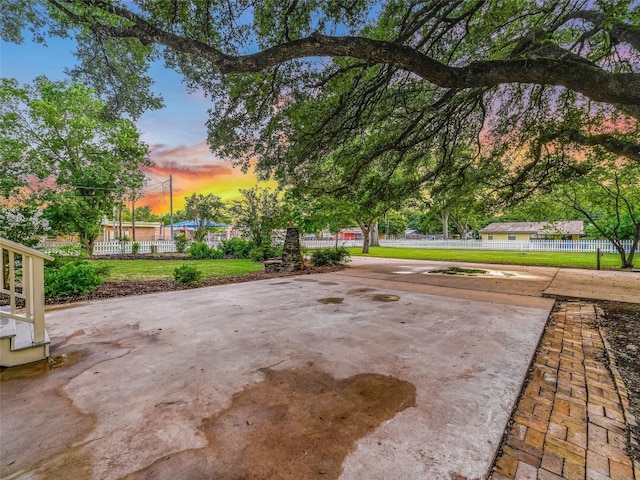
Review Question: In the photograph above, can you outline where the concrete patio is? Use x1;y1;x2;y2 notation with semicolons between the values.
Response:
1;258;638;479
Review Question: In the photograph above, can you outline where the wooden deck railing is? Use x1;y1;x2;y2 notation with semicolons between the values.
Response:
0;237;53;345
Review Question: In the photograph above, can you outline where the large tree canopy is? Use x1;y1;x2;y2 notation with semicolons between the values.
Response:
4;0;638;195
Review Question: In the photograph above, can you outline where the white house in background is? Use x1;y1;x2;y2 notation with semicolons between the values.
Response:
479;221;585;241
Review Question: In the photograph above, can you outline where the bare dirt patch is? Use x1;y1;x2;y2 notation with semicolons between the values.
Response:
125;365;416;480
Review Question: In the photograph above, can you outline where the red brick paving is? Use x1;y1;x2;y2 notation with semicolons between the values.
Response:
489;302;639;480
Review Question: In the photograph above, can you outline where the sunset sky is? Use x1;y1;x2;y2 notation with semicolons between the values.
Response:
1;35;273;214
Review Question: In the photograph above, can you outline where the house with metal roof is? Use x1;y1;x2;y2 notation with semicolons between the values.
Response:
479;221;584;241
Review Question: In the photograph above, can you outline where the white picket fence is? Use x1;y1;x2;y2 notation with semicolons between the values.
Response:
39;240;184;255
302;238;637;253
300;239;363;249
377;238;638;253
39;238;638;256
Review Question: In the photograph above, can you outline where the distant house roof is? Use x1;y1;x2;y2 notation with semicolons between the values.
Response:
479;221;584;236
171;220;228;228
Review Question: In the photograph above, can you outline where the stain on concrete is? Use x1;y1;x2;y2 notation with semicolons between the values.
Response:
449;472;481;480
0;348;98;479
371;294;400;302
318;281;338;286
0;351;84;380
348;287;377;295
317;297;344;304
0;334;141;479
125;366;416;480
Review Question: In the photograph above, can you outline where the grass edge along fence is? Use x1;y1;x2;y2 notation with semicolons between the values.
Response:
346;246;624;269
40;238;636;269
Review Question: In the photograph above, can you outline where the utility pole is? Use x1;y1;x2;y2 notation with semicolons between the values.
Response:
131;195;136;242
118;203;123;239
169;174;174;240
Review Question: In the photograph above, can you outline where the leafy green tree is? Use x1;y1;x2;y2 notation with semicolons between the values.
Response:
379;212;407;238
158;209;189;226
282;193;350;239
406;210;442;236
122;205;162;223
0;80;51;245
0;77;150;252
184;193;225;241
493;196;578;224
0;204;50;246
3;1;637;183
556;157;640;268
229;188;283;251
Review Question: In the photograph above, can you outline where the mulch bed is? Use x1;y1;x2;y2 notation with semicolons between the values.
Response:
596;300;640;462
43;264;348;306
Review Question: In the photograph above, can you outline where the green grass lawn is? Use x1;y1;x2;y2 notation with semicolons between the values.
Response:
346;246;624;269
93;258;263;281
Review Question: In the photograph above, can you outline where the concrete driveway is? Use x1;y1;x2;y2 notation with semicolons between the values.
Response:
1;257;562;479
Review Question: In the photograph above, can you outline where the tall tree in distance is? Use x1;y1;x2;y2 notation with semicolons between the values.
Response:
229;187;283;258
557;156;640;269
184;192;225;241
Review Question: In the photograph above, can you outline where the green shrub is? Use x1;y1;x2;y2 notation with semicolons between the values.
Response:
131;242;140;254
173;264;203;285
44;261;105;296
219;238;254;258
46;244;86;270
189;241;210;259
189;241;222;259
249;245;283;262
174;234;189;253
310;247;350;266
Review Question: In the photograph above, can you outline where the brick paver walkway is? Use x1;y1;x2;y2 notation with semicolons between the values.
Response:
489;301;639;480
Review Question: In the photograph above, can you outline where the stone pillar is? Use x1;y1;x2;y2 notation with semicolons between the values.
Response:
281;227;304;272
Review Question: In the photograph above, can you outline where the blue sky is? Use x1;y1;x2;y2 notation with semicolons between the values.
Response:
0;35;266;212
1;35;210;145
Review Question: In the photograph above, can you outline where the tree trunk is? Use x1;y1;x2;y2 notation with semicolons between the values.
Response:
613;242;632;269
358;221;371;254
441;210;449;240
118;204;123;239
80;233;93;256
627;223;640;268
623;225;640;268
450;213;468;240
132;197;136;242
370;222;380;247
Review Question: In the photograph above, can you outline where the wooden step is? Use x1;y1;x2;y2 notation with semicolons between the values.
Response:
0;316;50;367
12;320;50;351
0;316;17;340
